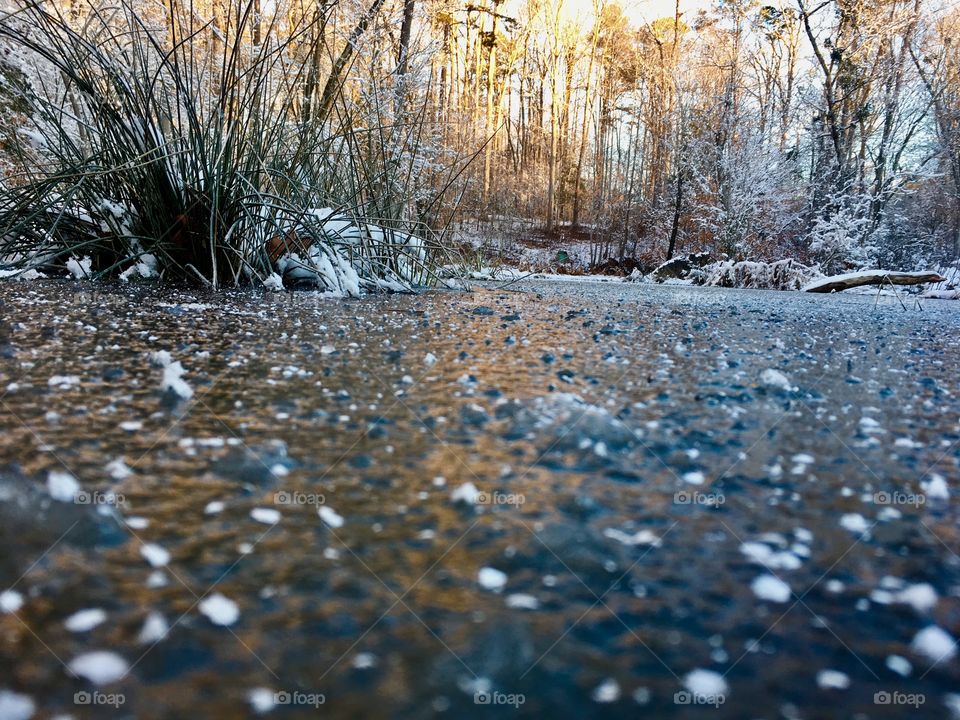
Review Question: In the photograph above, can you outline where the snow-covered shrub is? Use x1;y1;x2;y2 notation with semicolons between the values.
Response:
0;0;449;290
699;259;821;290
806;194;877;275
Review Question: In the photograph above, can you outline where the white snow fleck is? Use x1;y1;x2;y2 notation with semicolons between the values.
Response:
161;361;193;400
896;583;938;613
591;678;620;703
760;368;793;390
886;655;912;677
478;567;508;592
922;474;949;500
858;416;883;434
247;687;276;714
48;375;80;389
352;652;377;669
424;352;437;366
318;506;344;528
145;571;168;589
603;528;662;547
47;470;80;502
64;608;107;633
263;273;284;292
839;513;870;534
816;669;850;690
912;625;956;663
119;421;142;432
199;593;240;626
505;593;540;610
739;542;802;570
751;575;791;603
66;256;93;279
67;651;129;685
125;517;149;530
204;500;225;515
792;453;815;465
682;471;705;485
0;690;35;720
682;669;728;697
947;694;960;719
105;458;132;480
320;344;336;355
0;590;24;614
450;482;480;505
140;543;170;568
137;612;169;644
250;507;281;525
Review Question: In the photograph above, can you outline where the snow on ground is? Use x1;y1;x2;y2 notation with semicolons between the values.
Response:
450;482;480;505
318;506;344;528
0;690;35;720
199;593;240;626
911;626;956;662
477;567;508;591
46;470;79;502
760;368;793;391
64;608;107;633
247;687;276;714
67;651;129;684
751;575;792;603
137;612;169;644
591;678;620;703
250;507;281;524
0;590;24;613
140;543;170;568
682;669;728;697
815;669;850;690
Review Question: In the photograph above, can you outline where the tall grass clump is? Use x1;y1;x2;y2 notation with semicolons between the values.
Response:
0;0;461;291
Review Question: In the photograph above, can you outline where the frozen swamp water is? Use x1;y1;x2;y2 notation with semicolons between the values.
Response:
0;278;958;718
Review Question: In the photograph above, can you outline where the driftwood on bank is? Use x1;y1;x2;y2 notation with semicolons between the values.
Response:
803;270;947;294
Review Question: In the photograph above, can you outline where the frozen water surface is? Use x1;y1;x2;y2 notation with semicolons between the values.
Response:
0;279;958;718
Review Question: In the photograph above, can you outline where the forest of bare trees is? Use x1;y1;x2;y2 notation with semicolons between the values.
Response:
419;0;960;272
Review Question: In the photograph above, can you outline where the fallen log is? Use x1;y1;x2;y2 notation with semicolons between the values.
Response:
802;270;947;294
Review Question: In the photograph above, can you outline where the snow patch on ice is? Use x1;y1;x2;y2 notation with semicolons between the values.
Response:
199;593;240;626
0;690;35;720
68;651;129;685
66;255;93;279
137;612;169;644
682;669;728;697
0;590;24;614
318;506;344;528
250;507;281;525
451;482;480;505
751;575;791;603
478;567;508;592
911;625;956;663
760;368;793;391
47;470;80;502
591;678;620;703
140;543;170;568
815;669;850;690
64;608;107;633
